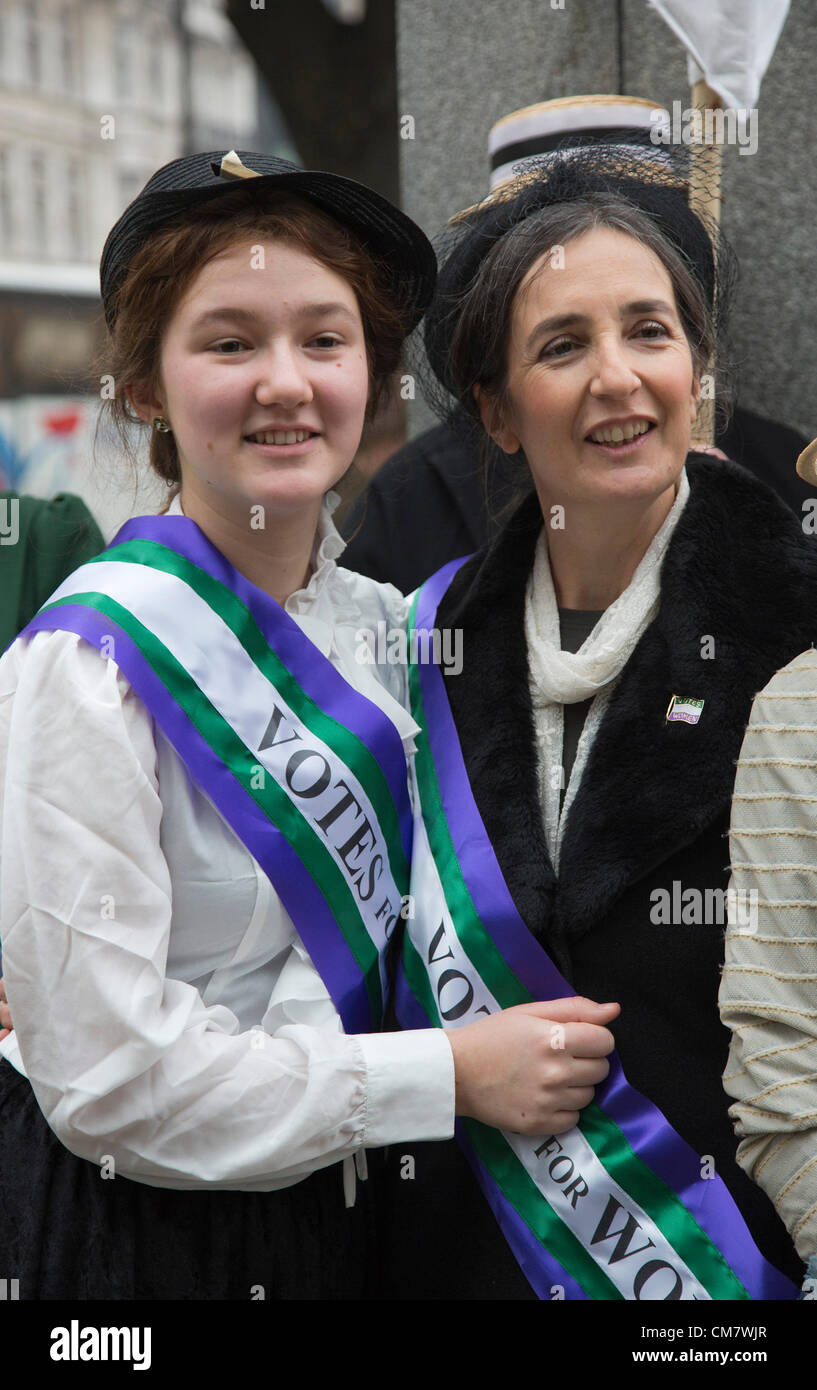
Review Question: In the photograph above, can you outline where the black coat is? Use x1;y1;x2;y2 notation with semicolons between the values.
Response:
379;455;817;1300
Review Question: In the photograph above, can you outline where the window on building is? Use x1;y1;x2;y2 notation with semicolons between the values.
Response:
114;24;132;100
25;2;42;87
30;152;47;257
61;6;77;93
149;26;163;100
0;151;12;252
66;158;84;261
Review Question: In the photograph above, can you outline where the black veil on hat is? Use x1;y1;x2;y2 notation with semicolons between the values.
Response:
417;96;736;434
100;149;437;331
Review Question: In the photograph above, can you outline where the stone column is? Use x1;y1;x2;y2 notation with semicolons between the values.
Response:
398;0;817;437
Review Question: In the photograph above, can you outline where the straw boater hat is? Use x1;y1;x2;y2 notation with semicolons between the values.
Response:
450;93;674;225
487;93;671;192
99;149;437;332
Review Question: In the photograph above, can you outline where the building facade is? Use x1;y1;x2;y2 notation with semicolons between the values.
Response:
0;0;262;527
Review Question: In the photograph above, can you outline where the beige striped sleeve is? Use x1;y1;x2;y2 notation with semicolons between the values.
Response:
720;649;817;1262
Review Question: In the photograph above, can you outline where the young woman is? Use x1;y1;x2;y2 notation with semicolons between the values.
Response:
0;150;617;1299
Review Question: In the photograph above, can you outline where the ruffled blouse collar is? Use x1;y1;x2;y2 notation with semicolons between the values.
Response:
165;489;347;617
164;491;419;754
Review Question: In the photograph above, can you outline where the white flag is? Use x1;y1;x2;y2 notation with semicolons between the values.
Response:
648;0;790;109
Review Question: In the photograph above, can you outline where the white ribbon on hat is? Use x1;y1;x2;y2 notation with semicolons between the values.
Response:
218;151;261;181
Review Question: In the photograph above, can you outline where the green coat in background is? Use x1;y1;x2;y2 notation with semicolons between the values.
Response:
0;492;105;652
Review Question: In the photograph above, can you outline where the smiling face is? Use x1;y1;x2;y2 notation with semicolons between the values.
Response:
132;237;370;524
480;226;700;515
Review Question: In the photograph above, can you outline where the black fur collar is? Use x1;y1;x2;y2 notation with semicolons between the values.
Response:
437;455;817;946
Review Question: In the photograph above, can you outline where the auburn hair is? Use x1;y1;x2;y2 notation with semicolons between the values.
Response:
100;188;412;492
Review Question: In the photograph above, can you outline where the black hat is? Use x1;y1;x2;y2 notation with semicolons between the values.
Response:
100;149;437;330
423;143;730;409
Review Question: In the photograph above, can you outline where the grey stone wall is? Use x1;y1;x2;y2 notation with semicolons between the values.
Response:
398;0;817;438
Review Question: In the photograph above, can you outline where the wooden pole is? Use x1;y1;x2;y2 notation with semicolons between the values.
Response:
689;78;723;448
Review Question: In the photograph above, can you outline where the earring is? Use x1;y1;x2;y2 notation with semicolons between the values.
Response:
153;417;171;433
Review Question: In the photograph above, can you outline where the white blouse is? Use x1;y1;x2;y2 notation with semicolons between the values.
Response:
0;493;455;1191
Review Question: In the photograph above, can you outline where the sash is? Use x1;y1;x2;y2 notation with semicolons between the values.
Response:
398;557;797;1301
20;515;412;1036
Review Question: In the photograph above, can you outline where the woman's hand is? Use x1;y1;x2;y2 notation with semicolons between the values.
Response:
0;976;12;1040
448;995;619;1135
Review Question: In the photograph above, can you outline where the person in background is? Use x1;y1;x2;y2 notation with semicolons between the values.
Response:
0;490;104;982
719;434;817;1302
0;491;104;652
342;96;813;592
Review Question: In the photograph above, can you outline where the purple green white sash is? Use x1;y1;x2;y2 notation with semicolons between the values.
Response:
21;515;412;1036
399;557;797;1301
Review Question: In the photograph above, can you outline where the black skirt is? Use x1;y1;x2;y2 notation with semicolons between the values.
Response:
0;1057;380;1300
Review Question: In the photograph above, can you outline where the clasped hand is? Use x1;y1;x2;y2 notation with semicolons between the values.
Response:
448;996;620;1136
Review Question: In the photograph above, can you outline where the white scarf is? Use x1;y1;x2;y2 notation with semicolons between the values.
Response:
524;470;690;862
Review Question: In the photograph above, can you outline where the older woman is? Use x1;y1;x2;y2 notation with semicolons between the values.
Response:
383;151;817;1300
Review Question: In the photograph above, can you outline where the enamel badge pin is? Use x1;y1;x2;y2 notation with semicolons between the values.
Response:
666;695;705;725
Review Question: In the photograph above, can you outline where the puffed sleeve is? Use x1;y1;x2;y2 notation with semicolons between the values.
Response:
719;650;817;1261
0;630;454;1190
